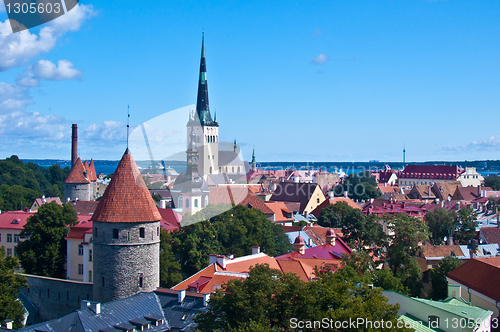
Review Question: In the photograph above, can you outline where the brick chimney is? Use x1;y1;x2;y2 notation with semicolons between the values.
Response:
294;235;306;255
326;228;336;246
71;124;78;168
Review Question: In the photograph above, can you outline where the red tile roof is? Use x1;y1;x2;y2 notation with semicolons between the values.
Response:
0;211;33;230
86;159;98;181
65;218;93;241
420;245;465;258
68;200;99;214
209;187;274;215
91;149;161;223
32;197;62;208
157;208;180;232
265;202;292;222
270;183;322;213
447;257;500;302
64;158;91;184
311;198;361;217
275;240;351;261
480;227;500;245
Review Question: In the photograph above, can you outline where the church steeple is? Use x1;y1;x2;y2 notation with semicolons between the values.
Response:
251;148;256;172
196;33;215;126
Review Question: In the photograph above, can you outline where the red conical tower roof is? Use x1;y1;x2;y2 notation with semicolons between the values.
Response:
64;157;91;184
91;149;161;223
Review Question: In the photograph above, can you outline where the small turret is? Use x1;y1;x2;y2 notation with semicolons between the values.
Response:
294;235;306;255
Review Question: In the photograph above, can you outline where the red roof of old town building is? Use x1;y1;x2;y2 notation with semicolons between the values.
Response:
400;165;463;180
0;210;34;230
64;158;91;184
91;149;161;223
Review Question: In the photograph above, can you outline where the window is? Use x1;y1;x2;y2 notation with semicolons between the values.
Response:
7;248;12;256
185;199;189;208
89;270;92;283
7;234;12;243
194;199;198;208
94;227;98;238
89;250;92;262
113;228;119;239
157;227;159;236
232;167;234;173
78;245;84;255
78;264;83;275
102;277;105;287
205;196;209;207
238;167;240;173
178;197;183;208
210;167;212;174
139;275;143;288
14;234;19;243
139;227;145;238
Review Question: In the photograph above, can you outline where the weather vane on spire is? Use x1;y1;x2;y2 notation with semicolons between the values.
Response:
127;105;130;149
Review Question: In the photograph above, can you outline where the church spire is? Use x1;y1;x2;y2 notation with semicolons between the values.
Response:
196;32;215;126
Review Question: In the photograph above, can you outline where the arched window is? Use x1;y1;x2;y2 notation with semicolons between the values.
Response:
185;199;189;208
178;197;183;208
210;167;212;174
205;196;209;207
194;199;198;208
232;167;234;173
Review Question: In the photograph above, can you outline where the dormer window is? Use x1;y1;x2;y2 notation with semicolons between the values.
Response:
12;219;19;224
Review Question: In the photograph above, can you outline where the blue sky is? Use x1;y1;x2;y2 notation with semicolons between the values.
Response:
0;0;499;163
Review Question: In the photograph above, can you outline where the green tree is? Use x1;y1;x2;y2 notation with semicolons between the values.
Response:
0;247;27;329
159;229;183;288
196;263;413;332
453;207;478;245
0;184;41;212
387;214;429;297
431;256;462;300
337;172;379;201
484;175;500;191
317;202;386;248
425;208;456;245
16;201;78;278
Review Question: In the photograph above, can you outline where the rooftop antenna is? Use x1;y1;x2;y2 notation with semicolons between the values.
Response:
127;105;130;149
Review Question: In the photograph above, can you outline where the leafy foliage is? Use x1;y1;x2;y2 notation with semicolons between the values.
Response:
16;201;78;278
195;263;413;332
317;201;386;248
387;214;429;297
484;175;500;191
0;156;70;211
453;207;478;245
336;171;379;201
0;247;27;329
425;207;457;245
431;256;462;300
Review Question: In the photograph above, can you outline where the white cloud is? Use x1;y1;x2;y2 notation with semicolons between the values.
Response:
0;82;32;112
311;53;329;65
83;121;128;142
0;108;69;140
0;4;95;71
33;59;82;81
443;136;500;152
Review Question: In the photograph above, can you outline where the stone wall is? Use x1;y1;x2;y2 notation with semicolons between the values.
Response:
93;220;160;303
19;274;93;322
64;183;91;201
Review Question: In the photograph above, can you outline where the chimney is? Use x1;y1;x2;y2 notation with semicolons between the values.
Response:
344;191;348;198
328;191;334;199
252;246;260;255
160;200;166;209
81;300;101;314
209;254;217;265
326;229;336;246
71;124;78;168
203;293;210;307
178;289;186;303
216;255;226;269
294;236;306;255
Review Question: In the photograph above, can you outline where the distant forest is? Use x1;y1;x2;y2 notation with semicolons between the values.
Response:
0;155;70;212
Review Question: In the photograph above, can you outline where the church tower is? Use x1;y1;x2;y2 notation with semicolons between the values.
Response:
91;148;161;303
251;148;256;172
188;33;219;178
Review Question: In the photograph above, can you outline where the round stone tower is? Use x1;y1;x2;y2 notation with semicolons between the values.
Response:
91;148;161;303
